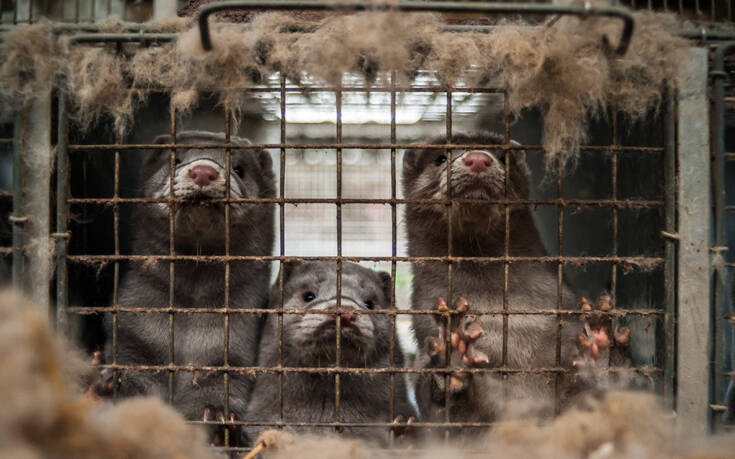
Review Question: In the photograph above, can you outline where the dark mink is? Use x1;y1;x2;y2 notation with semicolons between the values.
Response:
403;131;629;433
245;261;416;446
105;130;275;446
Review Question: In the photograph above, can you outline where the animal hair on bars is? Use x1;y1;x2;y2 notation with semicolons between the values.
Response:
0;4;687;170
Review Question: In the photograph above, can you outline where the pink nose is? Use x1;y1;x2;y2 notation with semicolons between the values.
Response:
328;305;358;325
189;165;218;187
463;151;492;173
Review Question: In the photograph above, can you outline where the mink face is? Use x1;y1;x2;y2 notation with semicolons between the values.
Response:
273;261;393;367
139;131;275;249
402;131;529;225
246;261;416;445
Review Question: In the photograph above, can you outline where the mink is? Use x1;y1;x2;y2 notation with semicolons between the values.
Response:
402;131;628;433
244;261;417;446
105;130;275;446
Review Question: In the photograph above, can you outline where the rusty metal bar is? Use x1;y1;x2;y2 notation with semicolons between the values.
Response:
65;196;666;207
335;86;343;424
278;71;286;431
11;112;22;287
197;1;635;55
167;101;177;405
389;71;397;446
67;306;664;317
444;89;453;440
223;106;232;447
66;254;665;264
94;362;663;376
67;143;665;152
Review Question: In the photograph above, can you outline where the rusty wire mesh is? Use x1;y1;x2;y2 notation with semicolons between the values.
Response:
49;32;671;451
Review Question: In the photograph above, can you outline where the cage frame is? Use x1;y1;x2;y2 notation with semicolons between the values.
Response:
2;0;727;451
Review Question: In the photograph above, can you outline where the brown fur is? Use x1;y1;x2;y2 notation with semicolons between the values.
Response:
0;6;687;169
0;289;219;459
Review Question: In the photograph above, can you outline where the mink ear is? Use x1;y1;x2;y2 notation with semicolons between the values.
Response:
257;149;273;173
402;149;417;170
280;261;302;283
270;261;302;306
152;134;173;145
144;134;174;167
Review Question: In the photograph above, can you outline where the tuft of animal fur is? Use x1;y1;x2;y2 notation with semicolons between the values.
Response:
0;5;687;169
0;289;219;459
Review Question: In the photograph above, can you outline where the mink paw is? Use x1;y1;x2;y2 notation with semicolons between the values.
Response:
202;405;242;447
85;351;114;399
391;415;416;438
426;297;489;394
573;292;630;369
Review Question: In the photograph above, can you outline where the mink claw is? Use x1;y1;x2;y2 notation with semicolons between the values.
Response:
392;415;416;437
614;326;631;346
458;319;483;341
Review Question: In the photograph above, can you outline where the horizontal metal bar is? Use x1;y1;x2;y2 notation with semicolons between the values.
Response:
59;85;508;93
193;419;499;428
67;254;664;264
67;143;665;153
96;363;662;376
0;23;160;34
67;197;665;208
68;306;664;316
198;1;634;55
66;33;177;45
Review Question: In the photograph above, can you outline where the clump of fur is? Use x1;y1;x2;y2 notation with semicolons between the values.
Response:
251;392;735;459
0;290;219;459
0;22;59;118
0;4;688;169
254;430;371;459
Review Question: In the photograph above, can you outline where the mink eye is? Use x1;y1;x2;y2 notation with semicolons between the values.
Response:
364;300;375;310
233;166;244;178
174;158;181;166
435;155;447;166
303;291;316;302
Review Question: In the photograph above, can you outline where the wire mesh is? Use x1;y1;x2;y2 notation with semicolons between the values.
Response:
47;28;674;452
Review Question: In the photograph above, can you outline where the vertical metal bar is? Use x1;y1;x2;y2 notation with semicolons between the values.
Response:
389;71;397;445
663;90;677;409
18;91;52;314
443;91;453;440
676;47;711;434
610;111;619;375
223;106;232;447
335;87;342;424
278;73;286;428
502;95;510;406
12;112;23;287
168;97;177;405
111;121;121;400
555;139;564;416
56;85;70;334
